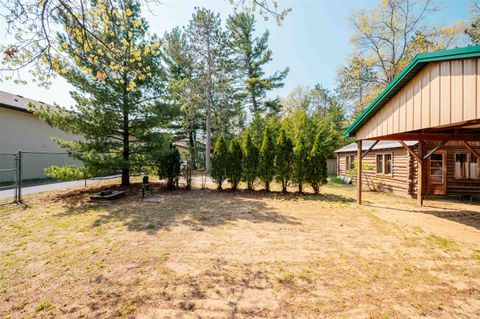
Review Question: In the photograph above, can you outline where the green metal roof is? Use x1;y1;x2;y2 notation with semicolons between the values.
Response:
344;45;480;138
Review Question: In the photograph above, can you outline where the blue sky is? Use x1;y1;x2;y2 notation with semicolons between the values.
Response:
0;0;474;107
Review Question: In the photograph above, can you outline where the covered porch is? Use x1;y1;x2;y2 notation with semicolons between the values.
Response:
344;46;480;206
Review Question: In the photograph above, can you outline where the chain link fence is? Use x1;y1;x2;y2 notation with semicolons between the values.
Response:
0;151;123;205
0;153;18;204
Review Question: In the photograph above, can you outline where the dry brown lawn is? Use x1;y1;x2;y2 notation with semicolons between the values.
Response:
1;180;479;318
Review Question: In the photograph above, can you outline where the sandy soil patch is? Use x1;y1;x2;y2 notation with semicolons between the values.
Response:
0;181;479;318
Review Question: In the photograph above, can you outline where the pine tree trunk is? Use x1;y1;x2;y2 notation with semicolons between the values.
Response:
298;181;302;193
204;31;214;174
282;180;287;193
121;79;130;187
265;181;270;192
205;110;211;173
251;93;258;113
188;131;196;170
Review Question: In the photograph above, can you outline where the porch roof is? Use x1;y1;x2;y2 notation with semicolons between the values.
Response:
344;46;480;139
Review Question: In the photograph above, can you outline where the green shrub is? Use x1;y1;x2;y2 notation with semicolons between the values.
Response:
275;128;293;193
158;143;181;189
227;138;243;191
292;133;308;193
307;132;327;194
211;135;229;190
242;130;258;191
258;128;275;191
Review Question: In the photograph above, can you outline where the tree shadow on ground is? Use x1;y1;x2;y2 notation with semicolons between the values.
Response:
215;187;355;204
366;203;480;230
48;185;311;235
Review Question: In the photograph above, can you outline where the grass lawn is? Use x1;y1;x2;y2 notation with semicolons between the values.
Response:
1;180;479;318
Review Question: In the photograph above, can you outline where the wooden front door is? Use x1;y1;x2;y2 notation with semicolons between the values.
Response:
427;151;447;195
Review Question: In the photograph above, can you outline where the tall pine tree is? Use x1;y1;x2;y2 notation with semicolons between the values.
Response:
32;0;169;186
187;8;223;173
227;12;288;114
163;27;201;168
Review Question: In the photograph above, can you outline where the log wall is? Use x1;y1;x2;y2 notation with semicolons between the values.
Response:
337;142;480;197
337;147;414;196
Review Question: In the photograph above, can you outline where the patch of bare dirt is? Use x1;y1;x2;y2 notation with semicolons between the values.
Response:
0;182;479;318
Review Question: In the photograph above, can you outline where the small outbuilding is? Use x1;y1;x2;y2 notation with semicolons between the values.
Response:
343;46;480;205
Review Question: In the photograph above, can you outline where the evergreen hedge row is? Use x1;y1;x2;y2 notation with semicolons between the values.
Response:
211;127;328;194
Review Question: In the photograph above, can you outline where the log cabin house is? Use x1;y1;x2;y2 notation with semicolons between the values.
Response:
335;140;480;198
342;46;480;205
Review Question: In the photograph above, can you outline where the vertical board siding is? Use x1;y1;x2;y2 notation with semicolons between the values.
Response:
477;59;480;118
406;82;414;131
464;59;476;121
357;58;480;140
421;66;430;128
430;63;440;127
393;95;400;133
440;61;451;125
413;76;422;130
451;60;463;123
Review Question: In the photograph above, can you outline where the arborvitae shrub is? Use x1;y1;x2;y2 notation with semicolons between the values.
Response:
242;130;258;191
211;135;229;189
275;128;293;193
258;128;275;191
227;138;243;191
307;132;328;194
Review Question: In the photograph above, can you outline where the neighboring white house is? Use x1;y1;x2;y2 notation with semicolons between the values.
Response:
0;90;80;181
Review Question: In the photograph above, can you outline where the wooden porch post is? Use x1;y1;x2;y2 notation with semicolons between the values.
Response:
357;140;362;205
417;141;423;206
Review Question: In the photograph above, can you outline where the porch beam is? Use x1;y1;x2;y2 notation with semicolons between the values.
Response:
362;140;379;159
417;141;424;206
462;141;480;161
399;141;421;163
357;140;362;205
423;141;447;161
368;133;480;141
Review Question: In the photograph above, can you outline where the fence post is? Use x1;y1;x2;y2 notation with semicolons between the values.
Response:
17;150;22;203
13;154;18;203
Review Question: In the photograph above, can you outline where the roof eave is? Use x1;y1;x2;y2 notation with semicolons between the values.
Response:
345;45;480;138
0;103;32;114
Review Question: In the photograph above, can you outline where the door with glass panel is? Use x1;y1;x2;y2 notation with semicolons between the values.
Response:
427;151;446;195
